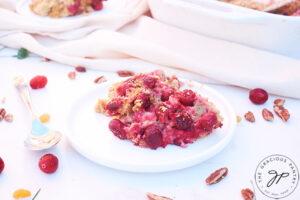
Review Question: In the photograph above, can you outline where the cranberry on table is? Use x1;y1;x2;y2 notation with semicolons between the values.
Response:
144;125;163;150
0;156;4;174
39;154;58;174
196;112;218;131
249;88;268;104
109;119;127;140
30;75;48;89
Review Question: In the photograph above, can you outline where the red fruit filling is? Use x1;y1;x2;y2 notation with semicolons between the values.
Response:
196;112;218;131
92;0;104;11
249;88;268;104
143;126;163;150
176;89;196;106
96;70;223;149
109;119;127;140
30;75;48;89
67;0;81;16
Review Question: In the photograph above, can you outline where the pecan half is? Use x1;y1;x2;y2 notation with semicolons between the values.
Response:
94;76;107;84
274;105;290;122
244;111;255;122
75;66;87;72
206;167;228;185
262;108;274;121
41;57;51;62
146;192;173;200
241;188;254;200
116;70;135;77
0;108;6;121
274;99;285;106
68;71;76;80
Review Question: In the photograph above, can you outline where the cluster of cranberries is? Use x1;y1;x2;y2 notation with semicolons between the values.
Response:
108;86;219;150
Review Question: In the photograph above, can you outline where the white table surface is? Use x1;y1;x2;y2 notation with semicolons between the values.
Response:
0;48;299;200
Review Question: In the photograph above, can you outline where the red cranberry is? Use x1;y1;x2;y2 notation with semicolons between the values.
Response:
196;112;218;131
155;103;173;123
106;99;122;115
161;89;174;101
176;89;196;106
144;126;163;150
92;0;104;11
143;76;157;88
249;88;268;104
30;75;48;89
67;0;81;16
109;119;127;140
0;157;4;174
135;93;151;109
170;113;193;130
38;154;58;174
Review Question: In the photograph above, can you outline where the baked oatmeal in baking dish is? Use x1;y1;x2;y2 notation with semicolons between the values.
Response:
30;0;105;18
95;70;223;150
221;0;300;15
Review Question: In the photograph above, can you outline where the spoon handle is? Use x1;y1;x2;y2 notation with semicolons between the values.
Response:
14;76;36;118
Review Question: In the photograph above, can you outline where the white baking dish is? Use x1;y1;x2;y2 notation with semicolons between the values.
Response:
148;0;300;59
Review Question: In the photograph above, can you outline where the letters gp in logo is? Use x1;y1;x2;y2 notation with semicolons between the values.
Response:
255;155;299;199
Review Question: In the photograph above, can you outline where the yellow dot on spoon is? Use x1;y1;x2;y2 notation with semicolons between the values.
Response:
39;113;50;123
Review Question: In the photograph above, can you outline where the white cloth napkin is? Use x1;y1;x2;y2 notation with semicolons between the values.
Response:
1;16;300;99
0;1;299;99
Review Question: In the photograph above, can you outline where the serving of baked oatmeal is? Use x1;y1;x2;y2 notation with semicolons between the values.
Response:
30;0;105;18
95;70;223;150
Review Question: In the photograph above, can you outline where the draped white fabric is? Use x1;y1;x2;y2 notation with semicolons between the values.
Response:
0;0;300;99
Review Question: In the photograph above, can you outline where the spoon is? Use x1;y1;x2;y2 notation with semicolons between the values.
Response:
14;76;62;150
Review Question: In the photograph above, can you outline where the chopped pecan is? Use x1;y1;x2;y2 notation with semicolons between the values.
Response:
262;108;274;121
241;188;254;200
1;97;6;104
116;70;135;77
41;57;51;62
75;66;87;72
236;115;242;123
68;71;76;80
0;108;6;121
4;114;13;122
274;99;285;106
146;192;173;200
94;76;107;84
274;105;290;122
244;111;255;122
206;167;228;185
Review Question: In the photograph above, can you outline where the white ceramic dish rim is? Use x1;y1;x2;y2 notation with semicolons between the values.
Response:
170;0;300;22
65;78;237;173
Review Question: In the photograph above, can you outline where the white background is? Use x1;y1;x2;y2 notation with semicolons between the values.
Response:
0;48;299;199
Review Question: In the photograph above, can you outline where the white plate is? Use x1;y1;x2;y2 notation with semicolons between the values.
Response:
65;78;236;173
16;0;126;23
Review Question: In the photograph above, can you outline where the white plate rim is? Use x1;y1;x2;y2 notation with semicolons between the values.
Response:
65;78;237;173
